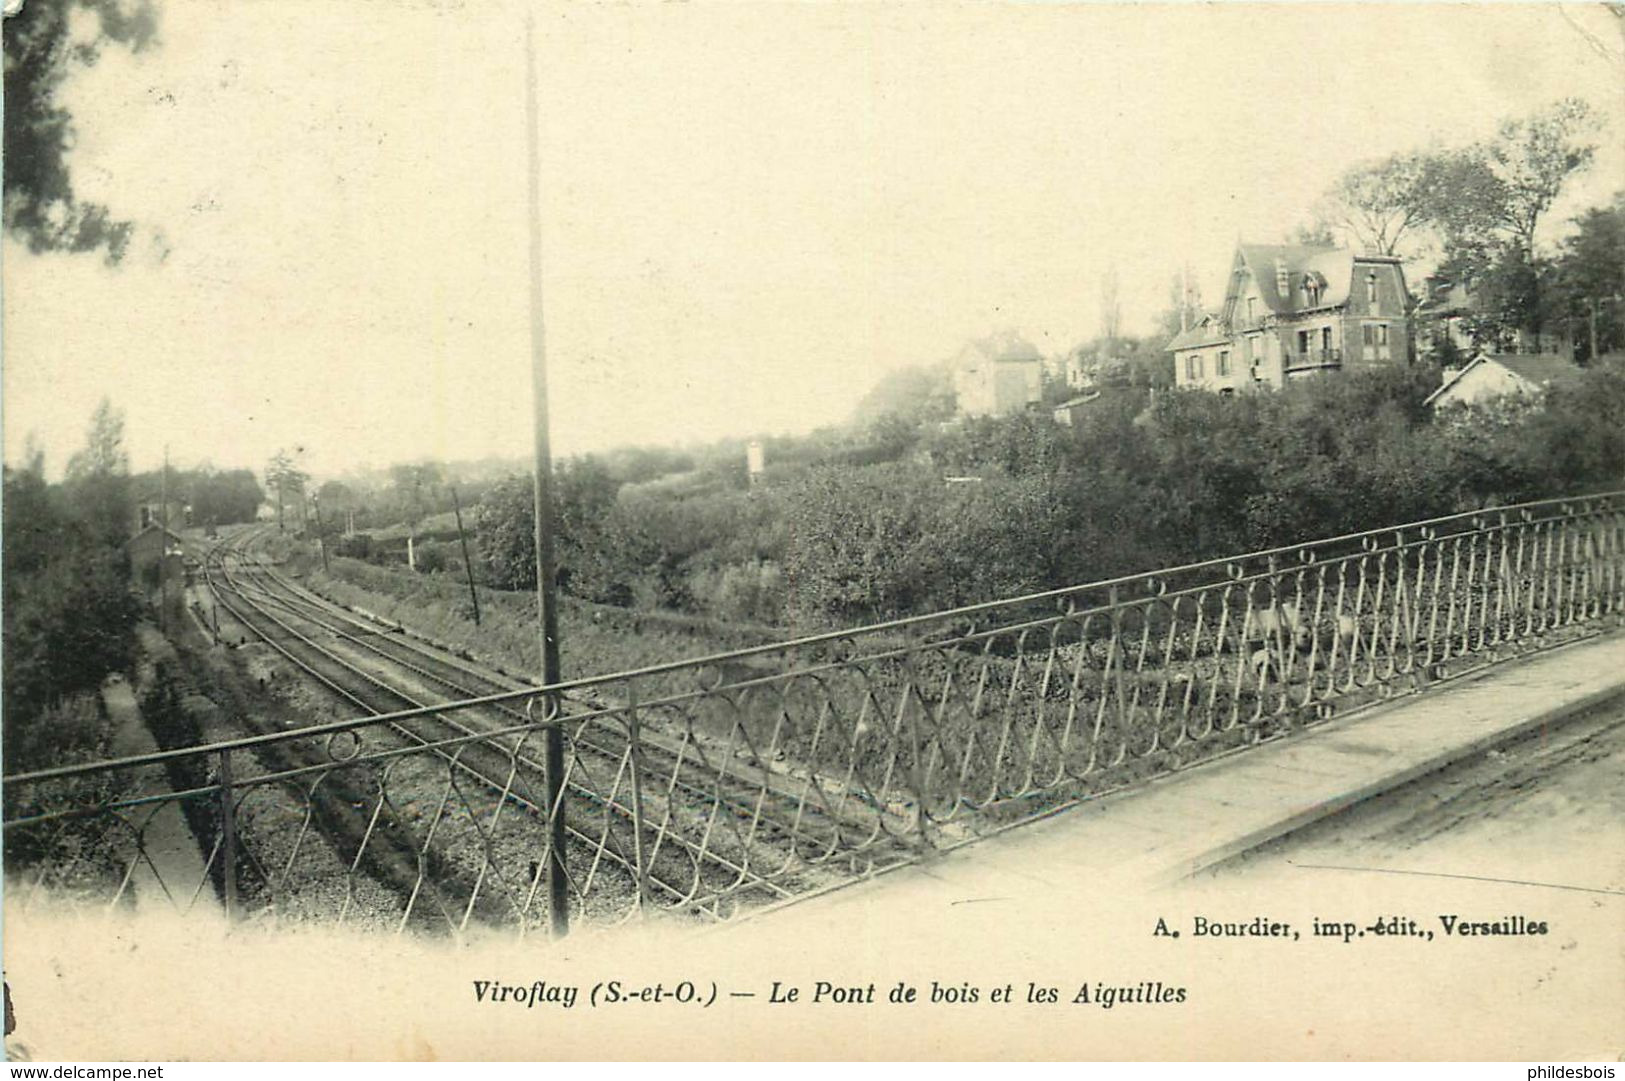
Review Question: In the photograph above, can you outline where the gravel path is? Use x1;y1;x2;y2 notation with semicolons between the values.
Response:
102;669;218;915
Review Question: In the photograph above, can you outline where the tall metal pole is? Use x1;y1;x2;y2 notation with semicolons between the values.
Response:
525;13;570;939
450;485;482;626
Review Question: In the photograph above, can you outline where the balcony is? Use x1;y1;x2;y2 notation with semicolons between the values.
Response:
1284;347;1343;373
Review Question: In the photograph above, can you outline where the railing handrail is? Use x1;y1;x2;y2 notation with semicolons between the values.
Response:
6;487;1621;792
1285;346;1344;367
2;681;567;788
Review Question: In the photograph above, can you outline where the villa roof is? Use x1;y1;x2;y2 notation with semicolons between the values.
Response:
1424;353;1580;406
1235;243;1356;315
1166;314;1227;351
958;330;1043;365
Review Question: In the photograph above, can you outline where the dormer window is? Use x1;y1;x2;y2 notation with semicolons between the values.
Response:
1366;271;1379;309
1303;272;1324;307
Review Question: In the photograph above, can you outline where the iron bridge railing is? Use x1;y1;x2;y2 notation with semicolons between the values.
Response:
5;491;1624;936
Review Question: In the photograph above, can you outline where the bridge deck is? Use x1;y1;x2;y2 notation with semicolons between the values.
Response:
741;630;1625;928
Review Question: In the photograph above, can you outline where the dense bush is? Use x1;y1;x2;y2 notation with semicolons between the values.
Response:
332;532;374;560
412;540;450;575
686;560;786;625
779;361;1624;624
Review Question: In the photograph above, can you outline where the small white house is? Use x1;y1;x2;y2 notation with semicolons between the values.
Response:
1425;353;1579;409
952;331;1043;417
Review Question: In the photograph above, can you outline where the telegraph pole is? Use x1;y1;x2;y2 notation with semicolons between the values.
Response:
450;485;481;627
1180;263;1190;333
311;494;330;573
525;13;570;938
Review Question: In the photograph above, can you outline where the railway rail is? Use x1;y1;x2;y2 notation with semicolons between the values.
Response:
201;527;858;926
218;533;903;864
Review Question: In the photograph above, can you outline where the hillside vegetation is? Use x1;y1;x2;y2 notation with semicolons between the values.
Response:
315;359;1624;641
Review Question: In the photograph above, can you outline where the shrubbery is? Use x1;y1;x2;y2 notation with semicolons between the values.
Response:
448;359;1625;633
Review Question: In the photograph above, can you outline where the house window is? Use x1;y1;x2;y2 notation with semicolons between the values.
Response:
1366;272;1379;309
1362;322;1391;359
1217;351;1231;376
1246;296;1256;321
1321;326;1332;354
1297;329;1311;357
1186;354;1204;380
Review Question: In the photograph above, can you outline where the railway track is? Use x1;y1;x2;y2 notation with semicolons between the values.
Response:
198;526;886;926
228;557;900;860
221;530;913;856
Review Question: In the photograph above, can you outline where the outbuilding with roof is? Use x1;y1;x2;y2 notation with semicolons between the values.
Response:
1424;353;1579;409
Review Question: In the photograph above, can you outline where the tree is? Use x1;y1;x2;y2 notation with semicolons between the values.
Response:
65;396;127;479
1156;267;1203;343
63;397;130;546
4;440;141;783
1099;266;1121;349
1484;98;1599;256
850;363;957;428
554;456;619;540
1320;150;1432;256
20;430;48;478
474;460;626;595
314;479;358;533
848;363;958;460
925;411;1072;479
1425;101;1599;345
3;0;158;262
1552;193;1625;361
1290;219;1338;247
199;468;266;525
1440;242;1553;352
385;462;444;566
264;449;309;532
475;475;537;592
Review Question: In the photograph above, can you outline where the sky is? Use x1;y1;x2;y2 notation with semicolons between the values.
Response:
4;1;1623;481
